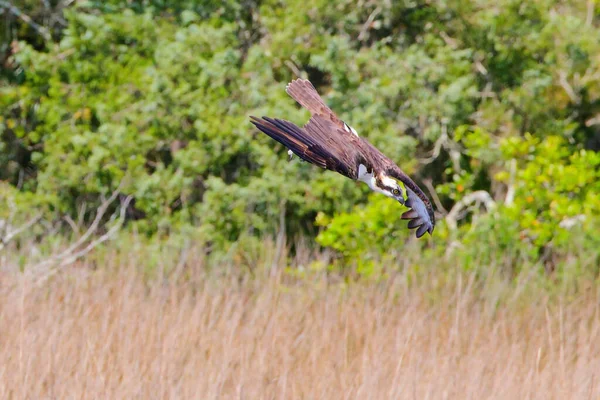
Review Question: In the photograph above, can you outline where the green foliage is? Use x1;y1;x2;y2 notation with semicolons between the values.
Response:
1;0;600;276
499;135;600;246
315;0;600;271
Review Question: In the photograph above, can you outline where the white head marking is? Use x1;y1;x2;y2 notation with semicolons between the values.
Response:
357;165;403;201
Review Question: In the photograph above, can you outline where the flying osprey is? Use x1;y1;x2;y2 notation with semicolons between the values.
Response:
250;79;435;238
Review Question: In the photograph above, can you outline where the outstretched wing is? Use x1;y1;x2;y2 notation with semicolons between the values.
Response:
249;115;363;179
251;79;370;180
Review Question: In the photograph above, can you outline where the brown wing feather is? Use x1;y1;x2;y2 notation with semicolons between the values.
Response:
302;114;364;178
249;116;329;169
250;115;361;179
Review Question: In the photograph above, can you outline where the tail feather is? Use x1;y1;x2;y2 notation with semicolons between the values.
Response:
285;79;342;126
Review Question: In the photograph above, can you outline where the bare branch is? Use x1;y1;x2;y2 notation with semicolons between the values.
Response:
474;60;488;76
271;200;286;277
31;182;126;272
418;123;463;173
54;184;123;261
55;196;132;268
504;159;517;206
284;59;303;79
586;0;595;27
446;191;496;231
172;238;192;280
559;214;586;229
418;129;447;165
63;215;80;236
34;194;133;284
358;6;382;42
558;71;580;104
439;31;458;49
0;213;42;248
0;1;51;41
422;178;448;215
479;82;495;99
585;114;600;127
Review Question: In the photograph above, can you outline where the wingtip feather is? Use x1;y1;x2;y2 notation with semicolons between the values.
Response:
416;225;428;238
407;219;423;229
401;210;418;220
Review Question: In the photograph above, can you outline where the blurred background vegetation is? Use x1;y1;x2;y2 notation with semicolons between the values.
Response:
1;0;599;283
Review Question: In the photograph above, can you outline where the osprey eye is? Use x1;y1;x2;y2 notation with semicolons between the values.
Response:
393;188;400;196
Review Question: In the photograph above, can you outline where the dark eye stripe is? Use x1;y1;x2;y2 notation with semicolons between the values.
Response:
383;186;400;195
376;179;400;195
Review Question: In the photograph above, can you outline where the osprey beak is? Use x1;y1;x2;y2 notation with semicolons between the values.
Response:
397;196;405;206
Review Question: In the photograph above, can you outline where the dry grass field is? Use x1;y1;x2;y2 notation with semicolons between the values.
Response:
0;255;599;400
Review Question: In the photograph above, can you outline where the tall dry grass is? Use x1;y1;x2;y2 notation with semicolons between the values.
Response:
0;251;599;400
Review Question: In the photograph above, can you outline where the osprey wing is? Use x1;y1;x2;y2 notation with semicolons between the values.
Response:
249;115;365;180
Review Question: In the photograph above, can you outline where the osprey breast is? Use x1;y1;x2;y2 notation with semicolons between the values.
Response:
357;164;372;183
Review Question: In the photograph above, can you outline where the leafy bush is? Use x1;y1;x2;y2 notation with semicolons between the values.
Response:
1;0;599;274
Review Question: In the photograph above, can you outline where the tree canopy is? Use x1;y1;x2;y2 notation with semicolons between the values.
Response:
1;0;599;273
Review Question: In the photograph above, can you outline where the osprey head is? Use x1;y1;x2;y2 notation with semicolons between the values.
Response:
376;174;406;205
357;165;406;205
357;165;434;238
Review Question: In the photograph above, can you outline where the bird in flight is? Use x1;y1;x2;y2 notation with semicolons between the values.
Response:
250;79;435;238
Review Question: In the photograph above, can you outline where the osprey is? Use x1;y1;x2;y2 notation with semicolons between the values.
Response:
250;79;435;238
